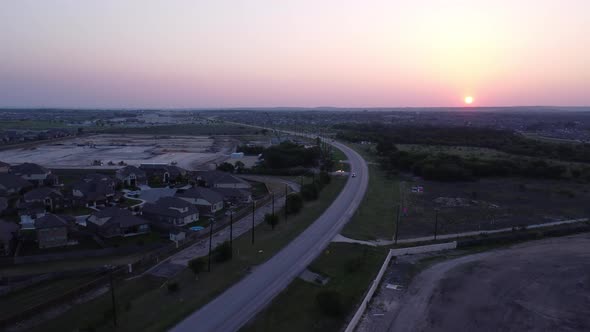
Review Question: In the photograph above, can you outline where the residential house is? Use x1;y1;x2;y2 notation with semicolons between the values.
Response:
194;171;252;189
23;187;69;212
18;202;46;229
140;164;187;184
87;207;150;238
0;173;33;196
0;161;10;173
213;187;252;205
115;166;147;187
142;197;199;226
0;219;19;255
71;174;116;207
175;187;224;216
34;214;70;248
10;163;58;187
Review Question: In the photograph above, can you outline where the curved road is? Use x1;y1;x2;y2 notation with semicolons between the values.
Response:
171;140;369;332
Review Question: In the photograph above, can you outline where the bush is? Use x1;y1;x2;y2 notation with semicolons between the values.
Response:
213;241;233;262
286;193;303;215
167;282;179;293
217;162;235;172
316;290;344;317
188;257;207;276
264;213;279;228
319;171;331;185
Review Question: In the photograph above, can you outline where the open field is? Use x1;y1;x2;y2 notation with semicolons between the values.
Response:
0;134;235;170
397;177;590;239
102;123;261;136
390;233;590;331
23;176;347;332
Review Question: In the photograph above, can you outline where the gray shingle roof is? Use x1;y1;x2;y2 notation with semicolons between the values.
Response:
176;187;224;204
0;173;33;191
24;187;62;201
34;214;68;229
142;197;198;218
10;163;49;176
0;219;19;242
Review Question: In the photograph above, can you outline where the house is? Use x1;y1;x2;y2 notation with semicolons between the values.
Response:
115;166;147;187
0;219;19;255
169;229;186;243
0;161;10;173
87;207;150;238
0;173;33;195
140;164;187;184
23;187;68;212
71;175;116;207
213;187;252;204
194;171;252;189
175;187;224;215
10;163;58;186
142;197;199;226
34;214;70;248
18;202;47;229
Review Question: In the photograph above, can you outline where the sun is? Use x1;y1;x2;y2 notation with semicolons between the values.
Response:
464;96;474;104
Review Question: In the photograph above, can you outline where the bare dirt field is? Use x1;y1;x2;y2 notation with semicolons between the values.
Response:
0;134;237;170
388;233;590;331
397;178;590;239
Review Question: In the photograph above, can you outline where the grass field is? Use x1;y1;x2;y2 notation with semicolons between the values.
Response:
0;120;71;130
242;243;387;332
26;176;347;332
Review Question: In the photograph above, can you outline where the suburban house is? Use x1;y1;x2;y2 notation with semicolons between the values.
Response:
142;197;199;226
0;173;33;196
0;219;19;255
213;187;252;205
23;187;69;212
10;163;58;187
34;214;70;248
0;161;10;173
175;187;224;215
87;207;150;238
194;171;252;189
18;202;47;229
71;175;116;207
140;164;187;184
115;166;147;187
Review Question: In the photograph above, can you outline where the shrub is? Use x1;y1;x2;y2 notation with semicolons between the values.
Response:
167;282;179;293
188;257;207;276
213;241;233;262
264;213;279;228
301;183;319;201
286;193;303;215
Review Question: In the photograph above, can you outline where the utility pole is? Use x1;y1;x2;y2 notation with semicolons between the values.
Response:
229;210;233;252
208;219;213;272
109;267;117;327
394;204;401;245
285;184;288;221
434;209;439;240
271;192;275;230
251;201;255;244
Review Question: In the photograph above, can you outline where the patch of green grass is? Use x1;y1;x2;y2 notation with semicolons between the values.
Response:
27;177;347;332
0;120;70;130
119;197;142;208
103;232;165;248
103;123;260;136
242;243;388;332
60;206;94;216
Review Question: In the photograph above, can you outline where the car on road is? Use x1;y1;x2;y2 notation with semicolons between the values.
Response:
351;172;356;177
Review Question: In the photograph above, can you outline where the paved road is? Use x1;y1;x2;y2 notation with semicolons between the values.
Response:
171;140;369;332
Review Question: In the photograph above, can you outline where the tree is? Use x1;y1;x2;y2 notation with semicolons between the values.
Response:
301;183;319;201
319;171;331;185
217;162;235;173
212;241;233;262
286;193;303;215
264;213;279;229
188;257;207;279
234;161;245;173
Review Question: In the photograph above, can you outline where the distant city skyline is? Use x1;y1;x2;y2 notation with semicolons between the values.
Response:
1;1;589;108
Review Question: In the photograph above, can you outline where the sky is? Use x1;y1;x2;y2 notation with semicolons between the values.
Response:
1;0;589;108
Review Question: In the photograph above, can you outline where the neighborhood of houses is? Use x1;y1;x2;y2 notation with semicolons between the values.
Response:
0;160;256;257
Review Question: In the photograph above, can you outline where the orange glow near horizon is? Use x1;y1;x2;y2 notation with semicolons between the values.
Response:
464;96;474;104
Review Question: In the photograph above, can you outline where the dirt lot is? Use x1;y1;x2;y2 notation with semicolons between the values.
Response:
0;134;237;170
388;233;590;331
397;177;590;239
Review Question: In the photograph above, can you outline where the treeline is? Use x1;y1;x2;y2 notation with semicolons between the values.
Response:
261;142;322;169
335;123;590;163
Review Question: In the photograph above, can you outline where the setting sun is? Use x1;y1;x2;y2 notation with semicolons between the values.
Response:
464;96;474;104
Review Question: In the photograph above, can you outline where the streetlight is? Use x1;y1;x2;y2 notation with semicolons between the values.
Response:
229;209;233;252
251;200;256;244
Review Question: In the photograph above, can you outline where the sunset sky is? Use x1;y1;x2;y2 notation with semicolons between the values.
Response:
1;0;589;108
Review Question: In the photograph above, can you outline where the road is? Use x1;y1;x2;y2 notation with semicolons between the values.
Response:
171;140;369;332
